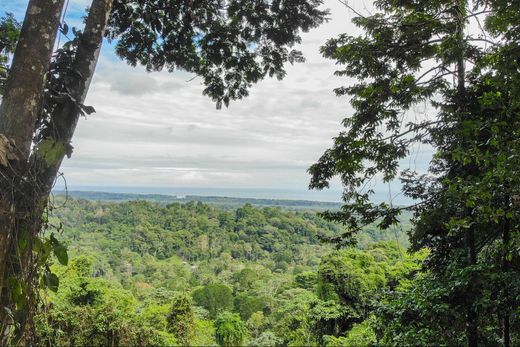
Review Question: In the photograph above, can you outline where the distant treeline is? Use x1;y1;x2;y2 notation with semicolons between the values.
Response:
53;190;345;211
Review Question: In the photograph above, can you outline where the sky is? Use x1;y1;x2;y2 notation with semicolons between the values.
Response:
2;0;432;202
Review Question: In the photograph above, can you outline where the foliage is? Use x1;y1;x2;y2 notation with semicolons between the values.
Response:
294;270;318;290
273;289;316;346
308;0;520;345
36;257;178;346
0;0;328;338
248;331;281;347
167;292;195;344
323;317;376;347
234;293;267;321
107;0;328;108
214;311;248;347
0;12;20;95
193;284;234;319
29;197;423;346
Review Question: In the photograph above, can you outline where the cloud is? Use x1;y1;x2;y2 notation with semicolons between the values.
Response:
108;73;160;96
3;0;432;203
57;0;361;194
300;99;322;109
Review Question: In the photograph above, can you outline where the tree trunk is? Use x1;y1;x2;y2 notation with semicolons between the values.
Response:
502;204;510;347
0;0;113;340
0;0;65;154
0;0;65;327
31;0;114;196
454;1;479;346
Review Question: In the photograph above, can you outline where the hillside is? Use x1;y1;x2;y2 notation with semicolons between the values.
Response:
34;197;414;345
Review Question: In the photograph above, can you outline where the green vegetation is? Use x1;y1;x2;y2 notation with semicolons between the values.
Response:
2;0;519;345
309;1;520;345
0;12;20;95
0;0;327;338
33;197;419;346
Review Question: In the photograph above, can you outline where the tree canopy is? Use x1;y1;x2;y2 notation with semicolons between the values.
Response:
309;0;520;345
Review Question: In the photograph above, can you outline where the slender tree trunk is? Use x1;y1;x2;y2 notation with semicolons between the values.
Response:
0;0;65;330
31;0;113;196
502;204;510;347
25;0;113;244
24;0;112;336
454;1;479;346
0;0;65;154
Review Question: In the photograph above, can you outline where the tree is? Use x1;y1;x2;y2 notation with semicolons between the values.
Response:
192;283;233;318
214;311;248;347
246;311;266;339
248;331;280;347
36;260;164;346
234;293;267;321
309;1;520;345
323;318;376;347
232;268;257;292
376;272;467;346
273;289;316;346
0;0;327;339
0;13;20;94
0;0;66;340
294;271;318;290
166;292;195;345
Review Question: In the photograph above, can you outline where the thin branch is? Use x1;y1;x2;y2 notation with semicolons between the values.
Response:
337;0;367;19
415;66;445;84
416;71;455;86
466;37;499;47
381;120;441;142
464;10;492;20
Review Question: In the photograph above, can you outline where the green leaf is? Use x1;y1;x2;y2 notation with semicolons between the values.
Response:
36;138;66;167
17;229;28;252
53;243;68;266
45;272;59;292
50;234;68;265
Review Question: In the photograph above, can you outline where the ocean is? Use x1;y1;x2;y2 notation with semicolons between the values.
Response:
53;185;412;205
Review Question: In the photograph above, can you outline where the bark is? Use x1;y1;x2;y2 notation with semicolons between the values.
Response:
0;0;65;314
0;0;65;157
454;1;478;346
31;0;113;196
502;206;510;347
0;0;113;340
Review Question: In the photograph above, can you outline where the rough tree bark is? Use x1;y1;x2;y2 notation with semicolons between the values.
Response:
0;0;113;339
31;0;114;196
0;0;65;299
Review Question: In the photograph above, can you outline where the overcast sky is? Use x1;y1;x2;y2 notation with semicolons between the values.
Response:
2;1;432;201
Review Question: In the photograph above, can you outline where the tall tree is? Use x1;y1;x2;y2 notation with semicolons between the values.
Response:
166;292;195;344
0;0;327;340
0;0;66;341
309;0;520;345
214;311;248;347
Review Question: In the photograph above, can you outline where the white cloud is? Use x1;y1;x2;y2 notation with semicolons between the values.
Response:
3;0;432;203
